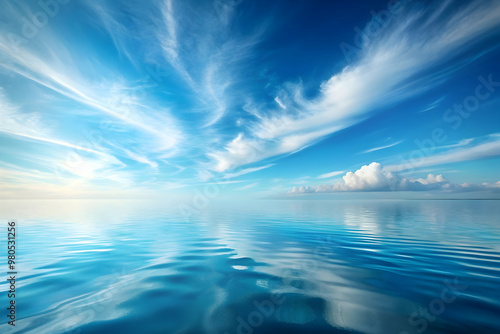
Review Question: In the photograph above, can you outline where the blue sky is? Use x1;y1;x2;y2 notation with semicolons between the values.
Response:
1;0;500;199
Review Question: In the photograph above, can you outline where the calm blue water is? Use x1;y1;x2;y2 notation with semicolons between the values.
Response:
1;199;499;334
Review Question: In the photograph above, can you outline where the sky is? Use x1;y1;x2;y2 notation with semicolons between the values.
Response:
1;0;500;200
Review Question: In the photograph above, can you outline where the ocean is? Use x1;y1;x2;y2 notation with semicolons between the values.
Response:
1;199;499;334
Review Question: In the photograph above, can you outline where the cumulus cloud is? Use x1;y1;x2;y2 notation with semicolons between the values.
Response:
290;162;500;193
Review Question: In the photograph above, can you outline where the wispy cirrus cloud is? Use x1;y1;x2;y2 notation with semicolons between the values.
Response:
0;88;118;160
0;1;189;194
388;135;500;172
93;0;260;128
235;182;258;191
209;0;500;172
221;163;275;179
1;0;499;198
0;3;183;156
361;140;403;154
155;0;262;128
317;171;345;179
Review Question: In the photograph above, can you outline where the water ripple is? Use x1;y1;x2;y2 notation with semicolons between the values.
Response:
0;200;499;333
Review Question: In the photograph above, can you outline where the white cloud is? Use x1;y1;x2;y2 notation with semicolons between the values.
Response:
317;171;345;179
0;89;125;167
0;88;48;138
221;163;274;179
435;138;474;150
235;182;258;190
290;162;500;193
341;162;402;191
121;149;159;169
361;140;403;154
418;96;446;113
195;162;273;183
209;1;500;171
274;97;286;109
203;180;246;185
0;5;183;156
157;0;196;90
388;138;500;172
144;0;261;128
0;87;147;188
